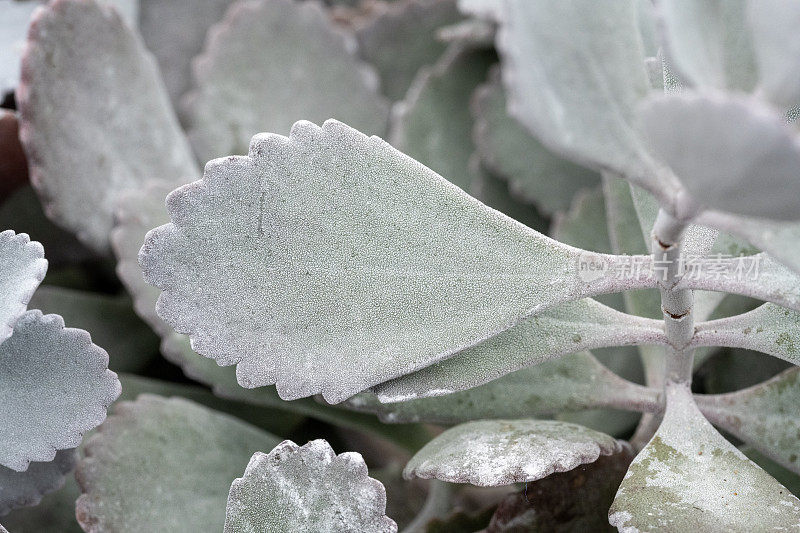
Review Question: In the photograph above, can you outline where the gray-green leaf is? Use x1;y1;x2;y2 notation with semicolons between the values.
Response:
404;419;625;486
0;450;75;516
75;395;281;533
183;0;389;161
224;440;397;533
140;120;647;403
17;0;198;253
0;311;120;472
696;368;800;475
347;351;659;424
609;383;800;531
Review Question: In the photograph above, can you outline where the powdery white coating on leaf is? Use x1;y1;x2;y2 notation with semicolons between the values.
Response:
639;91;800;221
183;0;389;162
0;311;120;472
472;68;600;215
224;440;397;533
494;0;680;204
404;419;624;487
139;119;654;403
347;351;660;424
0;230;47;342
75;394;281;533
354;0;461;102
138;0;234;109
16;0;199;253
696;368;800;476
0;449;75;516
372;299;666;402
692;303;800;366
656;0;758;92
748;0;800;109
609;383;800;532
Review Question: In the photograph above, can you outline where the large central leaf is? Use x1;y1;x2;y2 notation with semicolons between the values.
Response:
140;120;644;403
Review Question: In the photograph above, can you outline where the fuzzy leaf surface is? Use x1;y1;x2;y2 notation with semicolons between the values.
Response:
140;119;649;403
0;230;46;342
16;0;198;253
609;383;800;531
696;368;800;475
183;0;388;161
348;351;659;424
640;92;800;220
372;299;665;402
224;440;397;533
404;419;624;487
75;395;280;533
0;311;120;472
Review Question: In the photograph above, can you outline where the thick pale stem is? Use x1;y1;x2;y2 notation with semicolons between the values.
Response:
652;209;695;386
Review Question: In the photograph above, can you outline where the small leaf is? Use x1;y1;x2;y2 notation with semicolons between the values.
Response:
390;44;494;191
224;440;397;533
639;91;800;220
404;419;625;487
75;395;281;533
138;0;234;108
472;68;600;215
494;0;675;197
140;120;649;403
0;230;46;342
355;0;462;101
609;383;800;531
348;351;659;424
17;0;198;253
0;449;75;516
657;0;758;91
183;0;389;162
748;0;800;108
696;368;800;475
0;311;120;472
372;299;665;402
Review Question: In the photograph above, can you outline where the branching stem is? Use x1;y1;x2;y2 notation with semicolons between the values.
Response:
652;209;695;386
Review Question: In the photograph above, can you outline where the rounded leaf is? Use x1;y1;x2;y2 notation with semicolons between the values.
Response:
0;311;120;471
0;449;75;516
224;439;397;533
404;419;625;486
17;0;198;253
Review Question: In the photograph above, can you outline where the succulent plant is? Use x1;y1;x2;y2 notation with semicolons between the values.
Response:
2;0;800;531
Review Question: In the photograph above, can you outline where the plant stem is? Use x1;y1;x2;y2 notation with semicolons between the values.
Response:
652;209;695;385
